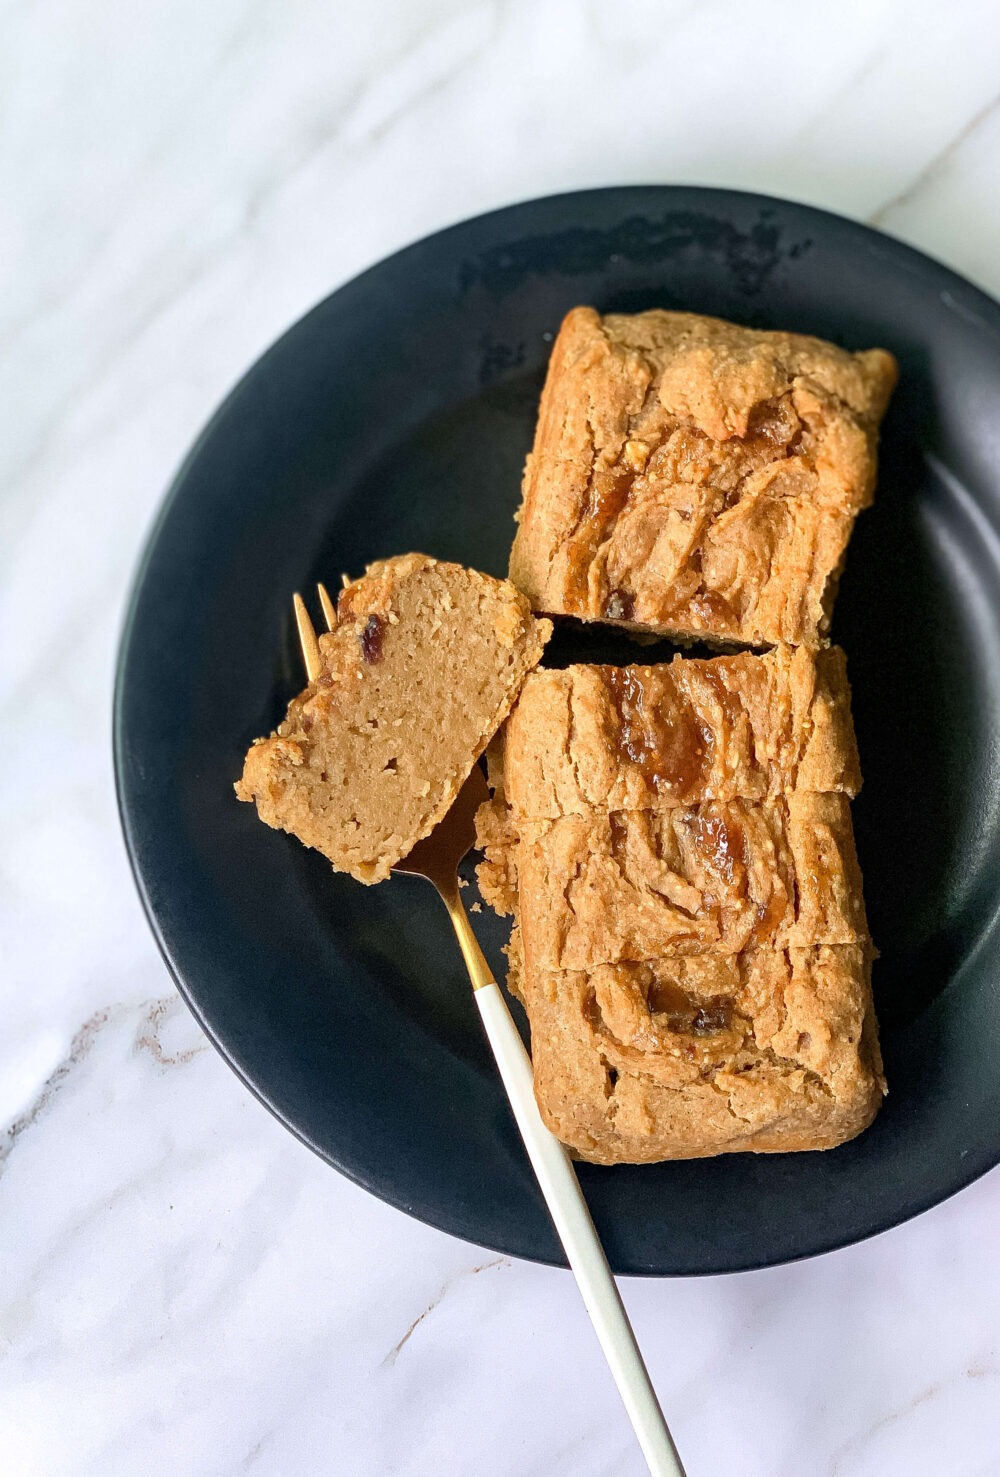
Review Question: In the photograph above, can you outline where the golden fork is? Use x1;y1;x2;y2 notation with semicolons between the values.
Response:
296;587;685;1477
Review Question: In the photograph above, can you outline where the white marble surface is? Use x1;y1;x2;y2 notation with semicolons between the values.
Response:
4;3;1000;1472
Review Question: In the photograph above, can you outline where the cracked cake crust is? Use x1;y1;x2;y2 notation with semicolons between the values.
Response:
523;946;884;1163
512;793;868;973
503;644;861;818
509;307;897;646
476;645;883;1162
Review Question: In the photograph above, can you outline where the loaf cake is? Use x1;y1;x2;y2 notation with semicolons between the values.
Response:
476;646;884;1162
509;307;897;647
237;554;551;883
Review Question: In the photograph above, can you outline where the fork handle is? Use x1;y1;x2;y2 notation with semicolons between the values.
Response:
474;983;686;1477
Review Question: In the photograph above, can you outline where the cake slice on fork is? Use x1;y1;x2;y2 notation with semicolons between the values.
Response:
237;554;551;883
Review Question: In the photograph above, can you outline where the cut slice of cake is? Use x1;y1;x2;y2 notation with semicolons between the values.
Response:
509;793;868;972
236;554;551;883
509;307;897;647
501;645;860;819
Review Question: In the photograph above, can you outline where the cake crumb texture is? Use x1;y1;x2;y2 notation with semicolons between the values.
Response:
236;554;550;883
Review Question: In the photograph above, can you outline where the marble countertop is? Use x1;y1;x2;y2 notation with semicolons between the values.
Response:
5;2;1000;1472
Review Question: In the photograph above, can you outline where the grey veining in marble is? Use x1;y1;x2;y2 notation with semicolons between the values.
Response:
4;2;1000;1472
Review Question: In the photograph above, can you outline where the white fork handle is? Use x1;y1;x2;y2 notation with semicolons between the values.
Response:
475;983;686;1477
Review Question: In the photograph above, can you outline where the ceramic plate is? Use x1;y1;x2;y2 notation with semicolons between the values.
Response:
115;187;1000;1274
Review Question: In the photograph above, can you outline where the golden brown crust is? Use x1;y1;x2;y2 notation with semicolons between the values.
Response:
236;555;550;883
475;645;883;1162
503;644;860;819
525;947;885;1163
509;307;897;646
514;795;868;973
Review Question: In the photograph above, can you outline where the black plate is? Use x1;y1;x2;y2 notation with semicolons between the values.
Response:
115;187;1000;1275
